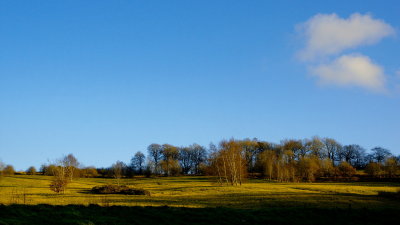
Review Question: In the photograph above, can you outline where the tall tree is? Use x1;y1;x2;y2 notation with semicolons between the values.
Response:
111;161;126;185
281;139;303;161
371;147;391;163
322;138;342;164
210;139;247;185
190;143;207;174
161;144;180;176
62;154;79;181
147;144;163;175
179;147;193;174
131;152;146;175
341;145;365;167
240;139;259;173
305;137;326;159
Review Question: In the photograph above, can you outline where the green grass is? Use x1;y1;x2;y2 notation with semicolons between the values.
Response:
0;175;399;224
1;204;400;225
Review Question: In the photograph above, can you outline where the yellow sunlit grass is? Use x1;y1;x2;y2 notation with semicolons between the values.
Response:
0;175;399;209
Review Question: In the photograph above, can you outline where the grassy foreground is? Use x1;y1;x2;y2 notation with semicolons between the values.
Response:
1;204;399;225
0;175;399;224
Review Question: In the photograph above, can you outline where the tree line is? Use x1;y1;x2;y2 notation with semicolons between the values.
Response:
1;137;399;187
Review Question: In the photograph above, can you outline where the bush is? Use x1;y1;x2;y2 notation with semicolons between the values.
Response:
3;165;15;175
80;167;99;178
384;157;399;178
365;162;383;177
50;177;68;193
43;164;58;176
26;166;37;175
338;162;356;177
90;185;151;196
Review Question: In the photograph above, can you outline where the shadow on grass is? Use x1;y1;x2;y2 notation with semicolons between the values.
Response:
1;204;399;225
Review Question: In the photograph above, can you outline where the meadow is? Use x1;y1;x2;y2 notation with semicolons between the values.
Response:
1;175;399;224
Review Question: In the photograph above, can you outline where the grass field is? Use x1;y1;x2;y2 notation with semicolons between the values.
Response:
0;175;399;224
0;175;399;208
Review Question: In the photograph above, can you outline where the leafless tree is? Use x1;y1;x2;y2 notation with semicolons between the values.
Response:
131;151;146;175
210;139;247;186
61;154;80;181
371;147;392;163
50;165;69;194
112;161;126;185
322;138;342;164
161;144;180;176
147;144;163;175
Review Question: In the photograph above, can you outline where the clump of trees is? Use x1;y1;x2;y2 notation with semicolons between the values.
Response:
209;140;247;185
364;147;399;178
3;136;399;187
49;154;80;194
207;138;398;183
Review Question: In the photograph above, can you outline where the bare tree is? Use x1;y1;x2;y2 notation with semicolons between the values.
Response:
179;147;193;174
147;144;163;175
341;145;358;164
50;165;69;194
322;138;342;164
371;147;391;163
161;144;180;176
62;154;79;181
281;139;303;161
112;161;126;185
305;137;326;159
131;151;146;175
190;144;207;174
210;139;247;186
258;150;276;180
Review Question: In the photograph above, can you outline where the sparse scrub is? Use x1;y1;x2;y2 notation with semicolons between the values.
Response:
26;166;36;175
91;184;151;196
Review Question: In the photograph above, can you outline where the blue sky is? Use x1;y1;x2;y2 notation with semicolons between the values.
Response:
1;0;399;170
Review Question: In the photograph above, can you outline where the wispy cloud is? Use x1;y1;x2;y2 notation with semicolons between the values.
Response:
310;54;386;92
296;13;395;92
298;13;395;61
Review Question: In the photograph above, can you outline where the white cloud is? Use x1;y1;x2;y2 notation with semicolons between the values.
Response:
310;54;386;91
298;13;395;61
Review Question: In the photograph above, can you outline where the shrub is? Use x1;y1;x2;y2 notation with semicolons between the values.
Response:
297;157;320;182
80;167;99;178
338;162;356;177
43;164;58;176
26;166;36;175
384;157;399;178
50;177;68;193
3;165;15;175
90;185;150;196
365;162;383;177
